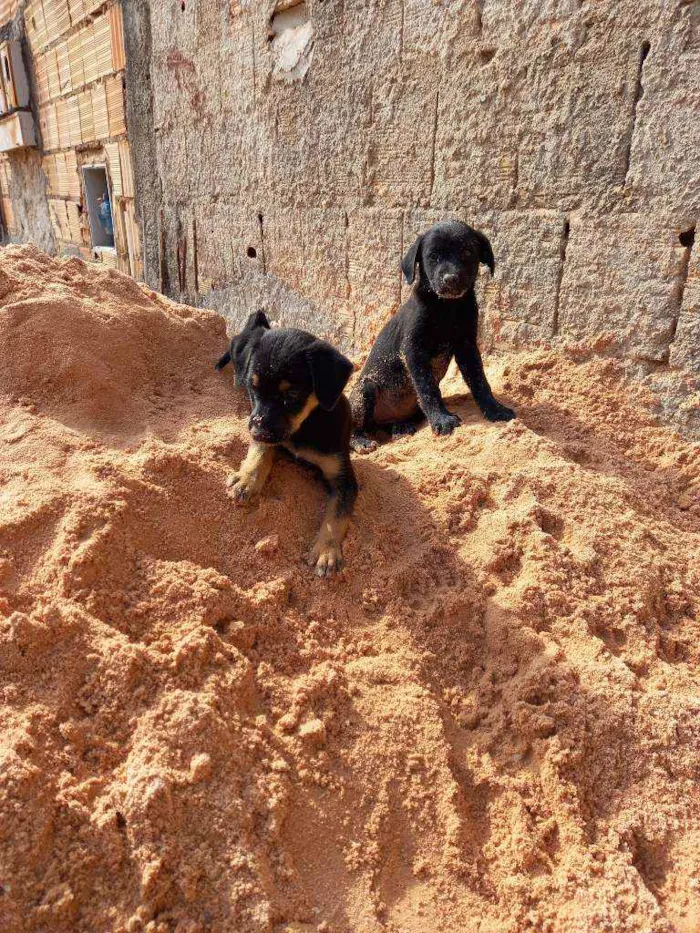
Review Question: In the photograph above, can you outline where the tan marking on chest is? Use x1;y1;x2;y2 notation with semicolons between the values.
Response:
283;443;341;481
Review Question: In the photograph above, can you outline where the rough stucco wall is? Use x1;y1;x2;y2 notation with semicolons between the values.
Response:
127;0;698;379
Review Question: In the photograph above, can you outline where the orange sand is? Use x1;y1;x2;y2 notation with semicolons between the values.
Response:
1;245;699;933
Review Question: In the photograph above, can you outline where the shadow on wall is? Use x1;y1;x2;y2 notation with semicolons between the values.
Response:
201;265;353;356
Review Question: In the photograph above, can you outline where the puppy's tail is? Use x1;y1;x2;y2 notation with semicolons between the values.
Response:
215;349;231;371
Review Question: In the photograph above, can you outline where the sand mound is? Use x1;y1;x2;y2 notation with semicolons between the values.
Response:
0;245;229;439
1;245;699;933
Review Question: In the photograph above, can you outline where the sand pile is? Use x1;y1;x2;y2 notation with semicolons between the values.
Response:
0;244;699;933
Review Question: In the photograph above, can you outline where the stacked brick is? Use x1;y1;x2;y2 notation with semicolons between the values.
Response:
23;0;140;275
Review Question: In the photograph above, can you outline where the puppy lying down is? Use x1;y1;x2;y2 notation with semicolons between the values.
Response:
216;311;357;577
350;220;515;451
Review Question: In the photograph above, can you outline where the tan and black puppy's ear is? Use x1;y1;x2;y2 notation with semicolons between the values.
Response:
401;233;424;285
306;340;354;411
474;230;495;276
215;309;270;372
244;309;271;331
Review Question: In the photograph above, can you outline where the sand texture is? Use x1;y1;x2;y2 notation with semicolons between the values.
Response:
1;246;699;933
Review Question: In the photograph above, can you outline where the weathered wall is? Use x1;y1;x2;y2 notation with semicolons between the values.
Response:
125;0;699;385
0;0;143;275
0;12;54;250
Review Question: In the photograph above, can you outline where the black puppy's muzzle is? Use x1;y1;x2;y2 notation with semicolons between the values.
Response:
435;271;468;299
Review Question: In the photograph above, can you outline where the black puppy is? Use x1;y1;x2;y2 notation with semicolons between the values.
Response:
216;311;357;577
350;220;515;451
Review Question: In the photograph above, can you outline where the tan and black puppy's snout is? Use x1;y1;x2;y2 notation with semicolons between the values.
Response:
248;411;280;444
218;318;357;577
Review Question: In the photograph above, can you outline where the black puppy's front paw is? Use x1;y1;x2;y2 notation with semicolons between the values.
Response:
482;401;516;423
430;411;462;436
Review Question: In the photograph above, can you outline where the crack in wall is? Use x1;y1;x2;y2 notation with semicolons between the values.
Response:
551;216;571;336
666;225;696;360
158;208;169;294
397;212;405;310
192;215;199;294
622;40;651;185
176;216;187;293
257;211;266;273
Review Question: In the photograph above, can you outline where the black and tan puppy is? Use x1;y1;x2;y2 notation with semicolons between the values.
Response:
350;220;515;451
216;311;357;577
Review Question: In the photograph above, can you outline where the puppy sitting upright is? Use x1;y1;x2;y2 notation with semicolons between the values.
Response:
216;311;357;577
350;220;515;451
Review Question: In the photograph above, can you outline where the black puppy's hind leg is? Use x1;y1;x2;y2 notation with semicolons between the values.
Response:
308;455;358;577
350;380;379;454
390;410;425;438
455;344;515;422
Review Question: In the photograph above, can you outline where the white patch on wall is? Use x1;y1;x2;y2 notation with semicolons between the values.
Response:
269;1;314;83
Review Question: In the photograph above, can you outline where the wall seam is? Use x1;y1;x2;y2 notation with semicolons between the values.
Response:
622;40;651;185
551;216;570;337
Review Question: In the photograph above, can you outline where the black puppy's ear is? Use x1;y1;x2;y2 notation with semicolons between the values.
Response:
401;234;423;285
244;309;270;331
305;340;354;411
474;230;496;276
215;348;232;371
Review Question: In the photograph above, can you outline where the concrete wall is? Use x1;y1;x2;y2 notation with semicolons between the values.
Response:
124;0;699;382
